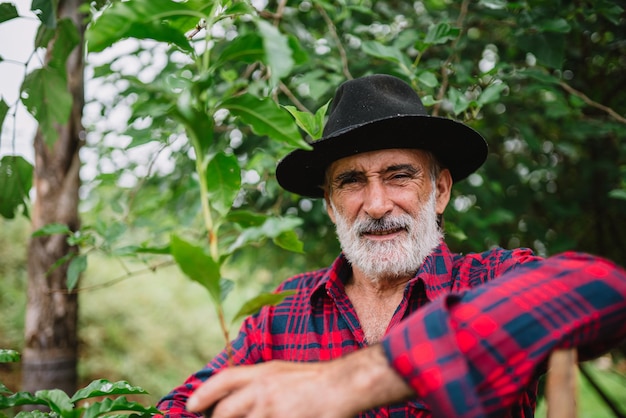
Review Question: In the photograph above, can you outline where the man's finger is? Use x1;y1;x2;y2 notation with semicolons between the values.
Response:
186;366;262;413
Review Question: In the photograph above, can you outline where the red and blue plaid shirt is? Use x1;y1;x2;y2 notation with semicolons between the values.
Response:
157;242;626;417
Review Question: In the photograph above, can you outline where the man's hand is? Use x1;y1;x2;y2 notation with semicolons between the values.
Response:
186;344;414;418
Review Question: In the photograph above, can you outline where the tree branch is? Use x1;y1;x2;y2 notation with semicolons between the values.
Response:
558;81;626;124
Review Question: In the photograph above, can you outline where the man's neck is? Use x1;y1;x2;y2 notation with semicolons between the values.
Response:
349;266;412;296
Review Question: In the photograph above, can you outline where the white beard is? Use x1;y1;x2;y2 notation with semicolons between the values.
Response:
330;191;442;282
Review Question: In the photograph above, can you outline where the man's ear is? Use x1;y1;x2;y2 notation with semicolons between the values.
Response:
324;192;337;224
435;169;452;215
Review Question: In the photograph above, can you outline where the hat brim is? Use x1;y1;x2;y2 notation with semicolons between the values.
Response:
275;115;488;198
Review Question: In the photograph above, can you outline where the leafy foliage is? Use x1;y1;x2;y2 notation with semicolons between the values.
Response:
0;351;158;417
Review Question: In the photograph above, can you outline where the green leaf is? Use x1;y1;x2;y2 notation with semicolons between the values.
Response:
478;0;507;10
32;0;55;28
86;0;192;53
66;254;87;291
274;229;304;253
112;244;171;256
32;223;72;237
221;94;309;149
283;100;329;141
537;18;570;34
518;32;565;69
0;3;18;24
0;155;33;219
214;33;264;69
417;71;439;88
71;379;149;402
424;22;460;45
361;41;408;67
220;278;234;302
14;410;50;418
21;67;72;147
0;382;10;395
34;389;73;415
448;88;470;116
0;391;47;409
48;18;80;73
231;290;297;324
517;68;559;85
0;98;8;129
609;189;626;201
477;82;507;106
596;1;624;25
206;152;241;216
226;210;268;228
82;396;159;418
257;19;294;87
0;349;20;363
228;216;303;253
170;235;222;304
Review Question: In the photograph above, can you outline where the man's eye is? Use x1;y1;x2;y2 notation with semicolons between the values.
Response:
389;173;412;181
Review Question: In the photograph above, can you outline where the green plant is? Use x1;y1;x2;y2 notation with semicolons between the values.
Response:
0;349;159;417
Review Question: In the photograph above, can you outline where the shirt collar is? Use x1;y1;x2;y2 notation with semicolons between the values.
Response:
310;241;455;304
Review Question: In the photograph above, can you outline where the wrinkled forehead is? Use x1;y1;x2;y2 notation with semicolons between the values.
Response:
326;148;433;179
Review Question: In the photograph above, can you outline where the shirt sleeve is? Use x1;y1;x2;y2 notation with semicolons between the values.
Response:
156;314;263;417
381;252;626;418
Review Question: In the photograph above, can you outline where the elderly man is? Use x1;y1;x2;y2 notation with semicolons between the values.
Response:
158;74;626;417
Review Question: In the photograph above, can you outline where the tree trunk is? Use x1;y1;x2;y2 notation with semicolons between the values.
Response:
22;0;85;396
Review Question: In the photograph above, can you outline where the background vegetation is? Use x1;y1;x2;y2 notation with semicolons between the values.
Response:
1;0;626;415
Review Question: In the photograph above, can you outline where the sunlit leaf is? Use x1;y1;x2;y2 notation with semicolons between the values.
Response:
71;379;149;402
82;396;159;418
34;389;73;415
0;391;47;409
417;71;438;88
206;152;241;216
424;22;460;45
0;155;33;219
273;229;304;253
283;100;329;141
609;189;626;201
477;82;507;106
170;235;222;304
231;290;297;324
86;0;192;53
21;67;72;147
361;41;407;66
213;33;264;69
257;19;294;87
228;216;303;253
221;94;309;149
478;0;508;10
0;349;20;363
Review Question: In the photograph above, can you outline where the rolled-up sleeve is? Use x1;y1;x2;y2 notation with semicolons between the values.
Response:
382;252;626;418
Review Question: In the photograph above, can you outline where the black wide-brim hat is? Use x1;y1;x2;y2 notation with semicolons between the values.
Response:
276;74;488;198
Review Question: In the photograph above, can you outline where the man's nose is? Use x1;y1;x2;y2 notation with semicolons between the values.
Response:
362;181;393;219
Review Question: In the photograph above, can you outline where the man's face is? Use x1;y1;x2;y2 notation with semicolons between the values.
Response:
325;149;452;281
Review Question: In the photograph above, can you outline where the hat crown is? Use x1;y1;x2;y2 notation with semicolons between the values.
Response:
275;74;488;198
323;74;427;137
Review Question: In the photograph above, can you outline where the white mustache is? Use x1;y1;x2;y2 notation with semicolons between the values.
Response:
355;215;411;236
